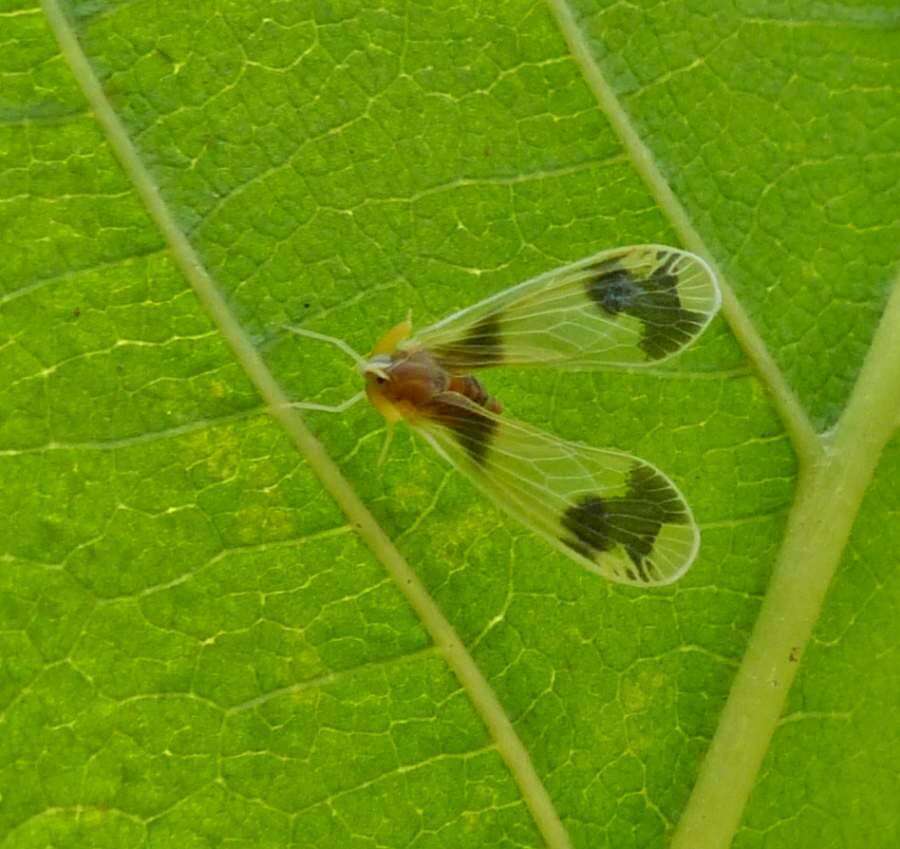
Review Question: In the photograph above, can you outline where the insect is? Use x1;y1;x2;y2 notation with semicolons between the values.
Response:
286;245;720;586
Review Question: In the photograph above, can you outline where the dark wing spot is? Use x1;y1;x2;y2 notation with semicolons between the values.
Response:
433;314;505;370
585;255;705;360
426;397;498;467
560;463;687;581
560;495;615;556
585;263;644;315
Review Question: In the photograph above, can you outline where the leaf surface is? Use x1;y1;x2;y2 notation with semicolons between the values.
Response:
1;2;897;848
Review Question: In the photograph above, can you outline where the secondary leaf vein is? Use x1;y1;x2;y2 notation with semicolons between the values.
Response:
41;2;574;846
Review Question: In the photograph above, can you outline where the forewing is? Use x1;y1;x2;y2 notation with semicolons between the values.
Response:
409;245;720;372
414;393;699;586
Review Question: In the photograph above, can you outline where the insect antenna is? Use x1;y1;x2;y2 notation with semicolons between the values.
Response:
283;391;366;414
282;325;370;371
280;325;370;414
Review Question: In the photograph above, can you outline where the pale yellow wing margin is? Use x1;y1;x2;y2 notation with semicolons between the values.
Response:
408;245;720;372
414;393;700;586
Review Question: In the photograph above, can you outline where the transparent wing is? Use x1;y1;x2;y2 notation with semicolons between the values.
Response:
408;245;720;372
414;392;699;586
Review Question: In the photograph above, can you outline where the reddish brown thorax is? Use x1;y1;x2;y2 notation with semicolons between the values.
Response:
369;349;448;409
365;345;502;423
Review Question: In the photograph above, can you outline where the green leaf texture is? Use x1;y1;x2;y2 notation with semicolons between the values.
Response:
1;2;897;848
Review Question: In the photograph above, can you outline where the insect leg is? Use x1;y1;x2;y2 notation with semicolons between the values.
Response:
377;423;396;466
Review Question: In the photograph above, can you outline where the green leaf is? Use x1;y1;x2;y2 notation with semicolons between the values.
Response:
1;2;897;848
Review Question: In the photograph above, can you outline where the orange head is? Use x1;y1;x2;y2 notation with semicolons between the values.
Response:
361;317;412;424
361;317;448;424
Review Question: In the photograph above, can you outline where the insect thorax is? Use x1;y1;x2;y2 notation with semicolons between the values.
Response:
365;348;501;418
373;349;450;409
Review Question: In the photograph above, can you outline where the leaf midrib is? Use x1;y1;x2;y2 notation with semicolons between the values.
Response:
547;1;900;846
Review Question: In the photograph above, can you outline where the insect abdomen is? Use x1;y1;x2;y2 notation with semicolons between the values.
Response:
449;375;503;414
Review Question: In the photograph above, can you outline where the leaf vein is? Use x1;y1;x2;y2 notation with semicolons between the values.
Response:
41;2;574;846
